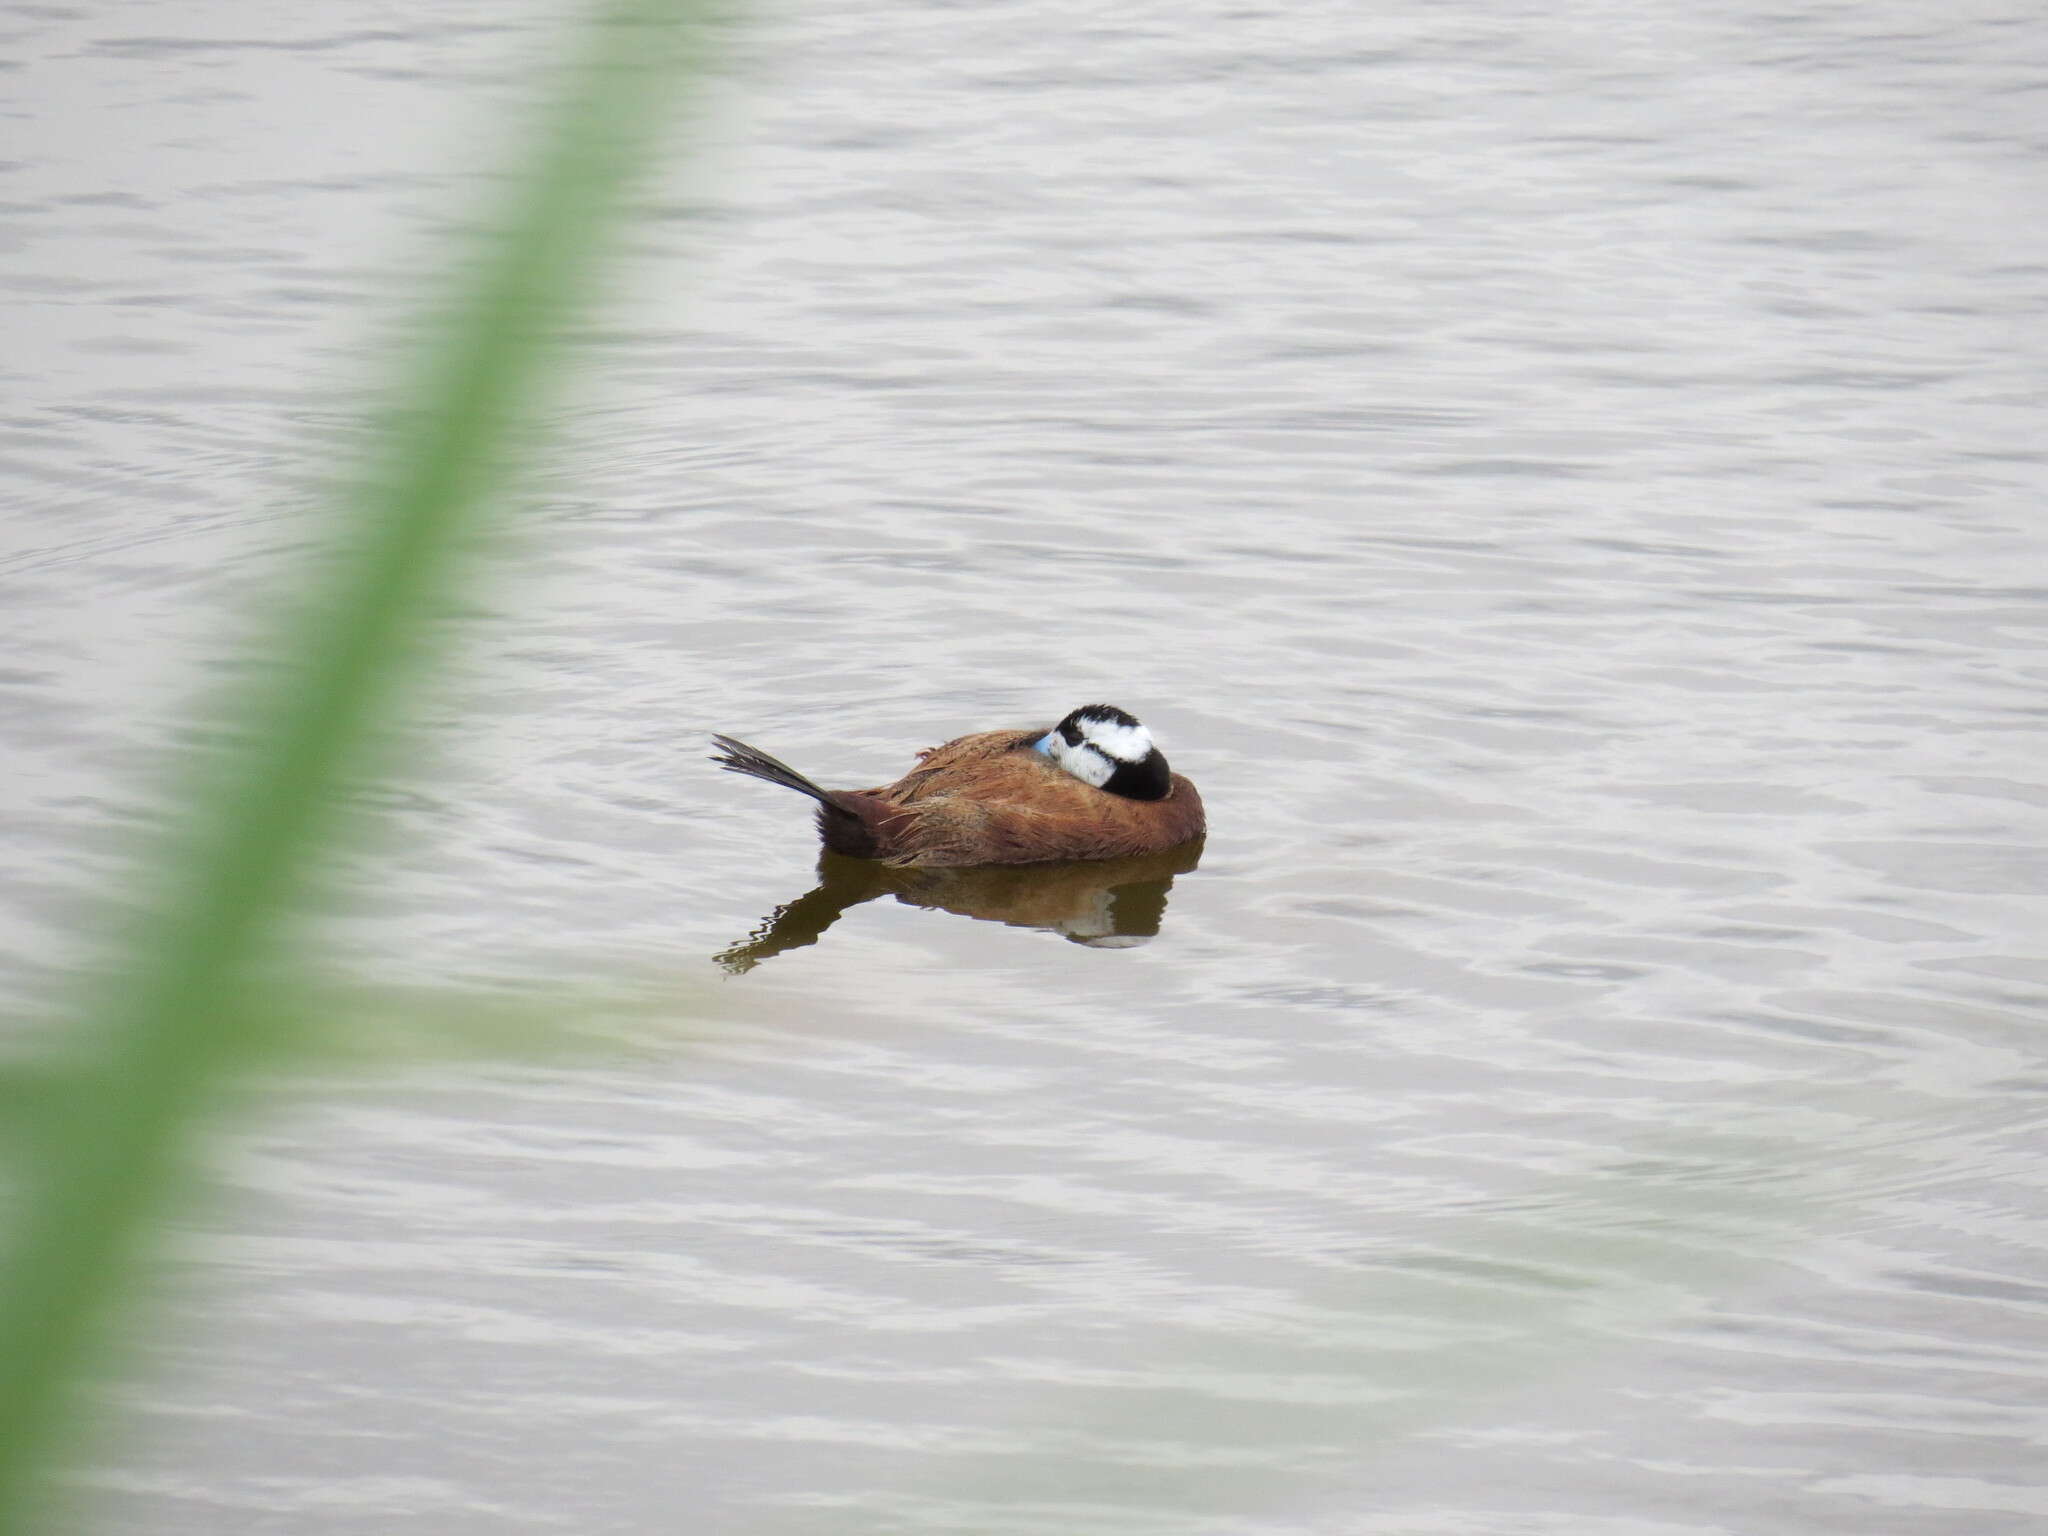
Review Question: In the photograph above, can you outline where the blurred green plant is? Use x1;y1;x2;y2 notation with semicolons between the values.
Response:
0;4;720;1529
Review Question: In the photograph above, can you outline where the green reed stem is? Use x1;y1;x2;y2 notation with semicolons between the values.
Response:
0;5;718;1526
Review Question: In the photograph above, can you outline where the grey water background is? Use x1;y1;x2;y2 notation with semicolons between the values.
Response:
6;1;2047;1532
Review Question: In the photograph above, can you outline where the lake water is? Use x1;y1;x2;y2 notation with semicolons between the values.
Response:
5;1;2047;1532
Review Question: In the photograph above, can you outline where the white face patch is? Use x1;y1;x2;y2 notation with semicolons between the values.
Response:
1041;733;1115;787
1076;717;1153;764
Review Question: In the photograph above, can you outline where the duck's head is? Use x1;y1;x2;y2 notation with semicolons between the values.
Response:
1035;704;1172;801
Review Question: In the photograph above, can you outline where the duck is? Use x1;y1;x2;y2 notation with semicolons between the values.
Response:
709;704;1205;868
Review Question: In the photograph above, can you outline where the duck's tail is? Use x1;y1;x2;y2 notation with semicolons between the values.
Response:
710;734;893;859
709;734;838;806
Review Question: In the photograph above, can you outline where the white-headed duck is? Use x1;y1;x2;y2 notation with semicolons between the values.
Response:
710;704;1204;867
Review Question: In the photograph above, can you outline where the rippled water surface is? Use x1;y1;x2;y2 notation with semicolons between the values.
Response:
6;2;2047;1532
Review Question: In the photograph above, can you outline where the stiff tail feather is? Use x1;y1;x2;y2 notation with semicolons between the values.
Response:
709;734;839;806
710;733;894;859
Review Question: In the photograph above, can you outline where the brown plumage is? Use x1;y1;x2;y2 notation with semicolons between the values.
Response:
710;706;1205;868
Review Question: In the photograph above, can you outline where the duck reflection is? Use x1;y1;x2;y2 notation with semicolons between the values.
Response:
716;839;1204;974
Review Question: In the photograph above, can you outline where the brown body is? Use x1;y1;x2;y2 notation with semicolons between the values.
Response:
711;726;1205;868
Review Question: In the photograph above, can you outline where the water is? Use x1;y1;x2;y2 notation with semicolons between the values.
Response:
6;1;2047;1531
